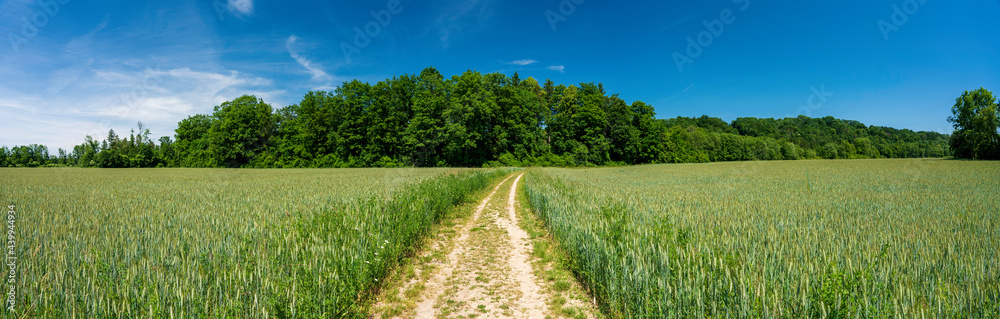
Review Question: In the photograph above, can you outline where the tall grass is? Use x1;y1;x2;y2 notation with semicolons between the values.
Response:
524;159;1000;318
0;168;506;318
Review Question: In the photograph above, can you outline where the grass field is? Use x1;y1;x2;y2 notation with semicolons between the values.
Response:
0;168;506;318
524;159;1000;318
2;159;997;318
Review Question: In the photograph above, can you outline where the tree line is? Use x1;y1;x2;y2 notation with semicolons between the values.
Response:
3;67;979;168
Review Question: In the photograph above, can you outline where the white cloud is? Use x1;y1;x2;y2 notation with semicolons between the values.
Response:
510;59;538;66
286;35;331;81
227;0;254;15
548;65;565;73
0;66;279;150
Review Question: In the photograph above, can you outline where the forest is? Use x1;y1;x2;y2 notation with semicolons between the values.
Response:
1;67;955;168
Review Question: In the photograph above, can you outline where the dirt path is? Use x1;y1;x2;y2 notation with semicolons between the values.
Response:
411;173;515;318
495;173;547;318
374;172;599;319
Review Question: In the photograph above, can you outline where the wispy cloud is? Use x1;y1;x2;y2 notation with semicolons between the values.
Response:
664;84;695;101
286;35;330;81
548;65;565;73
510;59;537;66
430;0;495;48
228;0;253;15
47;16;110;97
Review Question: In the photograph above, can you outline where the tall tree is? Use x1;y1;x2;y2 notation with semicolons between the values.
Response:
549;85;578;158
445;70;495;166
174;114;214;167
948;87;999;159
208;95;275;167
405;67;451;166
0;147;8;167
337;81;375;166
271;103;309;167
630;101;664;164
576;83;610;164
604;94;639;163
367;75;416;166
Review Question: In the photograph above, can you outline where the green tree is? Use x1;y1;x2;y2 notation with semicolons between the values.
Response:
208;95;275;167
174;114;214;167
97;129;126;167
854;137;876;158
158;136;175;167
271;104;310;168
576;83;610;165
948;87;999;159
604;95;640;163
405;67;451;166
367;75;417;167
445;70;495;166
549;85;578;158
630;101;664;163
0;147;9;167
511;76;549;161
336;81;375;166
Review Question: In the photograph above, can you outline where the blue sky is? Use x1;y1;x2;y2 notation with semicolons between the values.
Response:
1;0;998;150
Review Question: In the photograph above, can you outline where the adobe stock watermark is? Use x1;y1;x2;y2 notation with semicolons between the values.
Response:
786;85;834;118
213;0;234;21
877;0;927;41
341;0;411;64
7;0;71;54
545;0;587;31
5;204;16;313
672;0;750;74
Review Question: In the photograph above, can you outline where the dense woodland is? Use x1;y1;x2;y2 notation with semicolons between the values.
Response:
1;67;969;168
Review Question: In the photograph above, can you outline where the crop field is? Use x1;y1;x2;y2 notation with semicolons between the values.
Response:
0;168;506;318
1;159;997;318
524;159;1000;318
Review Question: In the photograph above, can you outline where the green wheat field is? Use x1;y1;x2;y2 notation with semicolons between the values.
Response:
1;159;998;318
0;168;506;318
525;159;999;318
